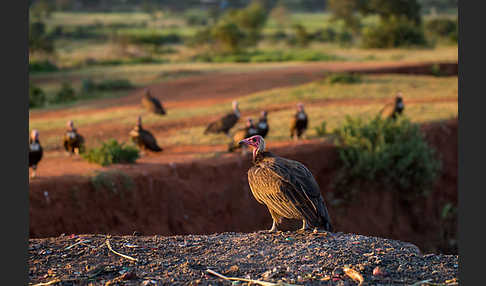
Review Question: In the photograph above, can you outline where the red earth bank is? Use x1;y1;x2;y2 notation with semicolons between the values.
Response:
29;119;457;254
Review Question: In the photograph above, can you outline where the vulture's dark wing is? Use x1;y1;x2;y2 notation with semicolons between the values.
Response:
150;97;166;114
248;156;331;229
139;129;162;152
29;141;43;167
205;113;238;134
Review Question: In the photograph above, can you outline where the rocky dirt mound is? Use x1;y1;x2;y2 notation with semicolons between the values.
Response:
29;231;458;286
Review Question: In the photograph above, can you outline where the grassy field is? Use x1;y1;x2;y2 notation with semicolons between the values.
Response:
30;74;458;150
30;11;458;71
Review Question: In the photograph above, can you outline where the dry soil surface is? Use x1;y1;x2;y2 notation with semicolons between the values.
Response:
29;231;458;286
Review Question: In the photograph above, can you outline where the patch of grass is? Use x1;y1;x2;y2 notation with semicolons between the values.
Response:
332;115;442;199
81;78;134;93
326;73;362;84
82;139;139;166
193;49;342;63
314;120;327;137
29;60;59;73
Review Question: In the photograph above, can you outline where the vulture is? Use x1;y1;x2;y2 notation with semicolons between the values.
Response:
390;93;405;120
256;110;269;138
204;101;240;137
290;103;308;140
142;88;166;115
129;116;163;153
239;135;333;233
63;120;85;155
228;118;259;153
29;130;43;179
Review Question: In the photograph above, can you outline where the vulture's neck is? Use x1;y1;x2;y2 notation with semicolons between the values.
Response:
234;109;240;118
253;151;273;164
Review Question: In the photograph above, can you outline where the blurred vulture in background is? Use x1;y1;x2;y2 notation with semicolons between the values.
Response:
239;135;333;233
256;110;269;138
142;88;166;115
129;116;163;153
228;118;259;153
63;120;85;155
29;130;43;179
204;101;240;137
290;103;308;140
390;93;405;120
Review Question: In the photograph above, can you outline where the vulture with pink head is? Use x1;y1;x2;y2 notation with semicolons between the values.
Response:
239;135;333;232
228;118;258;152
29;130;43;178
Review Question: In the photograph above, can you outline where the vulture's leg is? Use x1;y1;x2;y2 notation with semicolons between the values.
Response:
268;220;278;233
297;220;309;233
31;166;37;179
74;147;80;155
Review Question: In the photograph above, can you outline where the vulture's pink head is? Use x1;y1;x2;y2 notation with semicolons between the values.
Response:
261;110;268;118
31;130;39;141
232;100;239;110
239;135;265;158
396;92;403;101
67;120;74;129
297;103;304;112
246;118;254;127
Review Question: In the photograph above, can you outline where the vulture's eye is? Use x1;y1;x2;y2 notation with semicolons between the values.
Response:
252;138;256;142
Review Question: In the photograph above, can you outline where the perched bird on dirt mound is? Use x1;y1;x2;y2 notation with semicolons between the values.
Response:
204;101;240;137
239;135;333;233
290;103;308;140
141;88;166;115
129;116;163;153
228;118;259;153
63;120;85;155
256;110;269;138
29;130;43;179
390;93;405;120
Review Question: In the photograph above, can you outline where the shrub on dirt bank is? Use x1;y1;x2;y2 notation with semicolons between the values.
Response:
82;139;139;166
333;115;441;198
29;59;58;73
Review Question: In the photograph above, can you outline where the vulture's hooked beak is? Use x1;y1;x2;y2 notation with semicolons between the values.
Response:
238;139;247;146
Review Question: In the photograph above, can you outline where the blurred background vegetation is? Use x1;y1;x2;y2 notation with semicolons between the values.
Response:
29;0;457;108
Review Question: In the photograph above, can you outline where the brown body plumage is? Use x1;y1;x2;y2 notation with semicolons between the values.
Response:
129;116;163;152
142;89;166;115
204;101;240;136
63;120;85;155
240;135;333;232
29;130;43;178
228;118;258;152
290;103;308;140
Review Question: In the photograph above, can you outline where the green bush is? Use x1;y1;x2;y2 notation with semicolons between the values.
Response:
29;21;55;54
210;20;246;53
326;73;362;84
333;115;441;197
185;9;209;26
29;60;58;73
292;24;310;47
82;139;140;166
29;83;46;108
425;17;457;38
268;30;288;43
52;82;76;104
315;121;327;137
361;16;427;48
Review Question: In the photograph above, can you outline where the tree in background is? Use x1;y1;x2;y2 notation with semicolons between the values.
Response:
327;0;362;34
270;1;290;29
29;21;55;55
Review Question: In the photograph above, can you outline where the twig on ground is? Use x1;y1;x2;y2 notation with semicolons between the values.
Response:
206;269;300;286
105;239;138;262
65;239;91;250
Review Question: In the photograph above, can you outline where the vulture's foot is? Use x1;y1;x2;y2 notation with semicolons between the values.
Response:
296;220;310;233
268;221;278;233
